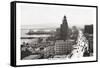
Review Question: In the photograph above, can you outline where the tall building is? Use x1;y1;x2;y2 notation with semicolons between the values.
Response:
84;24;93;34
55;40;67;55
84;24;93;54
54;40;74;55
54;16;73;55
60;16;69;41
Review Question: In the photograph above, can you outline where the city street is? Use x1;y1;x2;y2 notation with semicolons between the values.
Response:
71;30;89;58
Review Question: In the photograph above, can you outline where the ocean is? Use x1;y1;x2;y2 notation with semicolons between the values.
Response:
21;28;56;44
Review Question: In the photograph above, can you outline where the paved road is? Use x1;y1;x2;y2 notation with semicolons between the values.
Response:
70;30;89;58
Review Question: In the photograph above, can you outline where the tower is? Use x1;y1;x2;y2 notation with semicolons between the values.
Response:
54;16;73;55
60;15;69;41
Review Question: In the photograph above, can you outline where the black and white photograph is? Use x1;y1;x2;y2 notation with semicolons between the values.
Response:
11;1;98;66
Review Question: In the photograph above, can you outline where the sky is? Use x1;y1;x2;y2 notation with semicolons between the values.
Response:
20;3;96;29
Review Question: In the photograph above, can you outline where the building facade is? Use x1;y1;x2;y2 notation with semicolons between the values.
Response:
54;40;74;55
60;16;69;41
